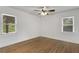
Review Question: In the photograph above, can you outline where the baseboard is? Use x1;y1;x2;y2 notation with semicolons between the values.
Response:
0;35;40;48
42;35;79;44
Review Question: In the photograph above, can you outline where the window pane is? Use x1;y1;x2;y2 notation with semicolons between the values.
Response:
63;18;73;25
63;26;73;32
8;16;15;32
8;24;15;32
3;23;6;33
3;15;8;33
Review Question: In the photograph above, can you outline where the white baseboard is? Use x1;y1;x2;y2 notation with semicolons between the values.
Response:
42;35;79;44
0;35;40;48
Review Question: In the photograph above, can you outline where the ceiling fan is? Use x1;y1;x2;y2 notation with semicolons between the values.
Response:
34;6;55;16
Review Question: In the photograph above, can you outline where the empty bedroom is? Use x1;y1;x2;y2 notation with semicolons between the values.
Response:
0;6;79;53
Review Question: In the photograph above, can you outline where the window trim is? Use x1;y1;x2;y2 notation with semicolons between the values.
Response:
62;16;74;32
1;13;17;34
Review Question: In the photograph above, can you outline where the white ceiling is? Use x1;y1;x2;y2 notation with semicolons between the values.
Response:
10;6;79;15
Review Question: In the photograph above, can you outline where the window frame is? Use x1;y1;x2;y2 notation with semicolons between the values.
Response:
1;14;17;34
62;16;74;32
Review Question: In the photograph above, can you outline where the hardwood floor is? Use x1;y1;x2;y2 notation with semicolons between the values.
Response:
0;37;79;53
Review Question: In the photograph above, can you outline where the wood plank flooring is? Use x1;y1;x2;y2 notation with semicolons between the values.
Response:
0;37;79;53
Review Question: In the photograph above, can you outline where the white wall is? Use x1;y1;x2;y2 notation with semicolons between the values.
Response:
41;8;79;44
0;6;40;48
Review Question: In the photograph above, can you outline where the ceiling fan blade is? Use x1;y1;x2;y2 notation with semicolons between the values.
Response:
34;10;41;11
48;9;55;12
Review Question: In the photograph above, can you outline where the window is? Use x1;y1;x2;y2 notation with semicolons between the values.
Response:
62;16;74;32
2;14;16;33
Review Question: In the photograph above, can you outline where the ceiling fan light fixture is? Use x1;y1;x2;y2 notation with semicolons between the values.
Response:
40;12;48;16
